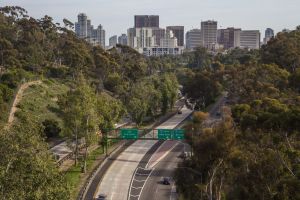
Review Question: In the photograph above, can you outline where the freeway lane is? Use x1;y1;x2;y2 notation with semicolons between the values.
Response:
139;142;183;200
94;106;192;200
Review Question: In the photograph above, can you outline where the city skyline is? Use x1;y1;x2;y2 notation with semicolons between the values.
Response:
1;0;299;44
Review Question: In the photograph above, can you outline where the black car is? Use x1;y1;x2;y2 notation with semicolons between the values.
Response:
162;177;171;185
177;110;182;114
96;194;107;200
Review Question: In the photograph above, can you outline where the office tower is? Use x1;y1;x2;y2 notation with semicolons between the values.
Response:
263;28;274;44
91;25;105;47
160;30;178;48
109;35;118;47
75;13;105;47
240;30;260;49
118;34;128;45
186;29;202;50
127;27;155;52
201;20;218;50
152;28;165;46
166;26;184;46
134;15;159;28
76;13;88;38
217;28;241;49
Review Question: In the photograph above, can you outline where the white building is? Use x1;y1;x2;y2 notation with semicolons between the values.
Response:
201;20;217;50
240;30;260;49
186;29;202;50
160;30;178;48
127;27;156;53
143;47;184;56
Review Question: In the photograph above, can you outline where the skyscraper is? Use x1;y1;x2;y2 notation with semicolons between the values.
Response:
166;26;184;46
134;15;159;28
109;35;118;47
217;28;241;49
118;34;128;45
264;28;274;44
75;13;105;47
201;20;218;50
76;13;89;39
240;30;260;49
186;29;202;50
152;28;165;46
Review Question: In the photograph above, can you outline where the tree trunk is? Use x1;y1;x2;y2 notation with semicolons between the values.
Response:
83;116;89;173
74;125;78;166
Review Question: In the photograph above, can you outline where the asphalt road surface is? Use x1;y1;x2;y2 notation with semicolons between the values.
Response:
139;143;183;200
94;106;192;200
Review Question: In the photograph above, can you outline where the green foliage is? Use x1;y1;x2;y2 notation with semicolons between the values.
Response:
0;119;70;199
42;119;61;138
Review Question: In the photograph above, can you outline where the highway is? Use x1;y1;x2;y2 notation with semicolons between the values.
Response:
94;106;193;200
139;143;183;200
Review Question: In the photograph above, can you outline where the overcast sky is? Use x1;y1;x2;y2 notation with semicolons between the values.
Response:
1;0;299;43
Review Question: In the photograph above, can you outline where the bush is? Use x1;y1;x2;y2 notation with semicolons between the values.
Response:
42;119;61;138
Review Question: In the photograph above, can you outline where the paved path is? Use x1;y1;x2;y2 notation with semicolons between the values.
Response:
94;106;192;200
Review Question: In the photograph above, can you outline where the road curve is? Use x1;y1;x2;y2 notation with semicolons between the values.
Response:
94;106;192;200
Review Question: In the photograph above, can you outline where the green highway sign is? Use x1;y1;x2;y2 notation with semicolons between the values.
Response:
158;129;173;140
157;129;185;140
120;128;138;139
173;129;185;140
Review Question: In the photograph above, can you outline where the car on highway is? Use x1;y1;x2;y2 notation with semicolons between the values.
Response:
162;177;171;185
96;194;107;200
177;110;182;114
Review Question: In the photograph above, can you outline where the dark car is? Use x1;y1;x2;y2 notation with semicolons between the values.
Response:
177;110;182;114
162;177;171;185
96;194;107;200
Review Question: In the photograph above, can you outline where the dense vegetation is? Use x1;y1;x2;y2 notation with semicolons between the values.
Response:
176;29;300;199
0;6;179;199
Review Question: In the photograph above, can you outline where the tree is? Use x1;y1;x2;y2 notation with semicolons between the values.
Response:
59;74;99;170
0;119;70;199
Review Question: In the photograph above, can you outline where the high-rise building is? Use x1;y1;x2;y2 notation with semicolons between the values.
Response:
91;25;105;47
134;15;159;28
109;35;118;47
76;13;89;39
263;28;274;44
152;28;165;46
166;26;184;46
118;34;128;45
186;29;202;50
240;30;260;49
127;27;155;52
160;30;178;48
217;28;241;49
75;13;105;47
201;20;218;50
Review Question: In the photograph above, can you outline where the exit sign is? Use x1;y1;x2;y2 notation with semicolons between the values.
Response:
120;129;138;139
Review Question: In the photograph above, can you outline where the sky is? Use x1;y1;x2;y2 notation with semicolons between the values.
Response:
1;0;300;44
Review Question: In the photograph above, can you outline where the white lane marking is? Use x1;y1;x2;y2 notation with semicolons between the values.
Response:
137;168;155;200
133;179;147;182
136;173;151;176
148;142;180;169
131;187;143;189
170;183;177;200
